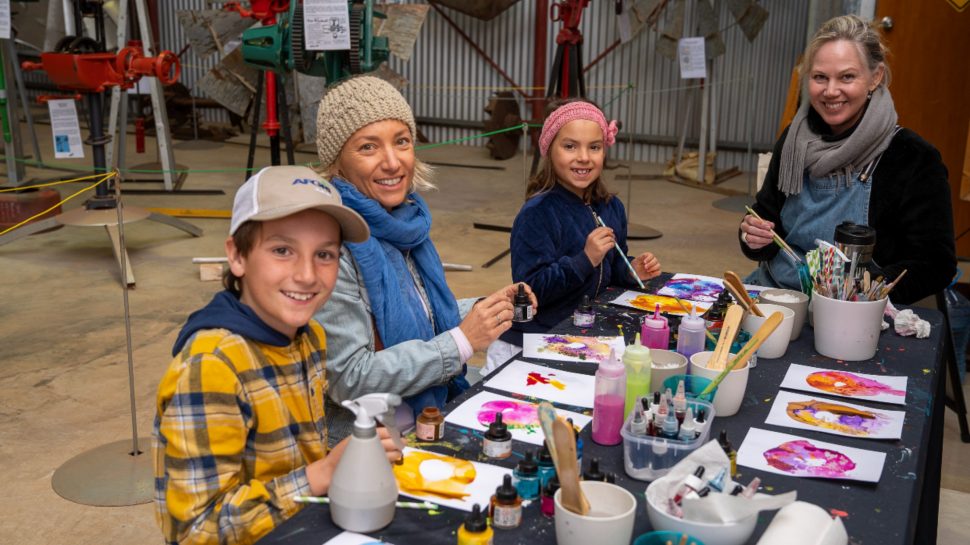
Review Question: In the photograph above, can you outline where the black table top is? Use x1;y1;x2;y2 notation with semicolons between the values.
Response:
259;281;945;545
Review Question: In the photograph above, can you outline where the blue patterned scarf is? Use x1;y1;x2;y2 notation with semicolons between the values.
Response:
333;179;468;413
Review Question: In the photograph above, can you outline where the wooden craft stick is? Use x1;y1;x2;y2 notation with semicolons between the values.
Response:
725;271;764;317
699;312;784;397
710;305;744;370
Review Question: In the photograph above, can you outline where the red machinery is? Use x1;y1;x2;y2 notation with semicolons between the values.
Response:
548;0;590;99
224;0;291;166
21;40;179;95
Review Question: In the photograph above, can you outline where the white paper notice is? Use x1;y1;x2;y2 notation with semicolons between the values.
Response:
0;1;11;40
678;37;707;79
779;363;908;406
48;100;85;159
444;391;592;446
765;390;905;440
304;0;351;51
484;360;595;408
737;427;886;483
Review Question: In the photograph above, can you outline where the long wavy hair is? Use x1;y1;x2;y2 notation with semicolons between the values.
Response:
525;97;613;203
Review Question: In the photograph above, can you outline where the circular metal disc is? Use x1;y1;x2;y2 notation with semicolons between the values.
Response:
712;195;755;213
627;222;663;240
51;438;154;506
58;205;152;226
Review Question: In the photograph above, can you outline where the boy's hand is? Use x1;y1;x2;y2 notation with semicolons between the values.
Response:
584;226;615;267
305;428;404;496
740;214;775;250
459;290;514;351
633;252;662;280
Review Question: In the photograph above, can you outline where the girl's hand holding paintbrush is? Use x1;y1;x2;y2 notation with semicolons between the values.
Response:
584;226;616;266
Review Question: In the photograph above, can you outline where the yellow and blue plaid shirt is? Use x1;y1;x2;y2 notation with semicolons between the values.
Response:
153;321;329;545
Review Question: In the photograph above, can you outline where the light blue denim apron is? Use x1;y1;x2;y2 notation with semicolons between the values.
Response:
745;171;871;289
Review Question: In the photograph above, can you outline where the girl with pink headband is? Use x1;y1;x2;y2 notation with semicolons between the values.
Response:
508;98;662;334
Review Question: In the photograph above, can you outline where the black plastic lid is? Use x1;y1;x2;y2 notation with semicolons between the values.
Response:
695;408;706;423
730;484;744;496
834;221;876;246
697;486;711;498
719;430;732;450
653;391;661;405
538;442;554;464
605;472;616;484
517;451;538;475
693;466;706;479
496;474;518;502
579;294;592;313
583;458;605;481
515;283;530;305
464;504;488;533
486;413;511;441
543;475;561;495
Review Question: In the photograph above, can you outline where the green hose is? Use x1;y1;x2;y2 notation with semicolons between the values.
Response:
0;44;11;143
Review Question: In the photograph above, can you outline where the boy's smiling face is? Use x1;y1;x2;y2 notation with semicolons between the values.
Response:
226;209;342;338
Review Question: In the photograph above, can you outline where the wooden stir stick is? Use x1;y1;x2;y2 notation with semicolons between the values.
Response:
699;311;784;397
553;417;589;515
709;305;744;370
724;271;764;317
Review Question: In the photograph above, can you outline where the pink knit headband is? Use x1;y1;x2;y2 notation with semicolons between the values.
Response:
538;102;619;157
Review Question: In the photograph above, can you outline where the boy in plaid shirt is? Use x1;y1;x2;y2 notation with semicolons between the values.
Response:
153;166;403;545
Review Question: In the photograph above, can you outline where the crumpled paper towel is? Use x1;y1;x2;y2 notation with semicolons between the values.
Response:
884;300;931;338
645;440;795;524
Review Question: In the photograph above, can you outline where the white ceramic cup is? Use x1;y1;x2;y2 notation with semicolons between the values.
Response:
554;481;636;545
757;289;810;341
690;351;749;417
650;349;688;389
812;292;888;361
741;303;795;359
646;482;757;545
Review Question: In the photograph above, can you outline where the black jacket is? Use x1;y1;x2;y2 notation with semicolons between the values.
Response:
741;115;956;305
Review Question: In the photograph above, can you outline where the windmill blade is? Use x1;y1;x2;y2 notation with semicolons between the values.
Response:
177;9;254;59
375;3;430;62
726;0;769;42
430;0;521;21
697;0;725;59
197;47;259;118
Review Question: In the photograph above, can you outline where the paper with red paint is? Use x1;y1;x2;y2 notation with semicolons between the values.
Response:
444;391;591;446
765;390;905;440
484;360;595;408
737;428;886;483
780;363;907;405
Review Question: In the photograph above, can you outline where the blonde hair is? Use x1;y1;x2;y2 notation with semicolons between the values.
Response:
800;15;892;88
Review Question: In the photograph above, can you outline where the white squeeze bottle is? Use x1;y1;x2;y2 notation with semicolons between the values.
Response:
676;305;706;360
329;393;403;532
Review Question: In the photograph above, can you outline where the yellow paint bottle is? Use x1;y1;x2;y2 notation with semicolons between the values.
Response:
457;504;493;545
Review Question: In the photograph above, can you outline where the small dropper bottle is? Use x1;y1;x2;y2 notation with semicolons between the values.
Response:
489;474;522;529
457;503;493;545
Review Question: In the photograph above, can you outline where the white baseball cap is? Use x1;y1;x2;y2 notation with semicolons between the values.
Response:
230;166;369;243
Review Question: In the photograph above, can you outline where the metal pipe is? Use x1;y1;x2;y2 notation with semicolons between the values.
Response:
532;0;549;123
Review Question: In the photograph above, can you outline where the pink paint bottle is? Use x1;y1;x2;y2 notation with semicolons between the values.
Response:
592;349;626;446
641;303;670;350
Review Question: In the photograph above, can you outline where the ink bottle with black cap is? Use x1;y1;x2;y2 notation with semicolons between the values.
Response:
512;283;534;322
489;474;522;530
482;413;511;459
457;503;493;545
512;450;540;500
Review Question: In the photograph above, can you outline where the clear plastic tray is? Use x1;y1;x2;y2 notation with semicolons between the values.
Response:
619;398;716;481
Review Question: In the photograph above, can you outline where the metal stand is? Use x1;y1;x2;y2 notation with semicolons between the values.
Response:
51;166;152;508
937;291;970;443
0;91;202;286
244;70;295;182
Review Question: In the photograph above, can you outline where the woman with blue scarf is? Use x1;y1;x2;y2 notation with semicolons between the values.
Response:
313;76;537;443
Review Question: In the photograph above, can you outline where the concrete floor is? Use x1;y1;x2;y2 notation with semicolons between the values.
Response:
1;131;968;544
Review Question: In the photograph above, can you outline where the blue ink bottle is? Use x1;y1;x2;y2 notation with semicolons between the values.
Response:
537;442;556;489
512;450;540;501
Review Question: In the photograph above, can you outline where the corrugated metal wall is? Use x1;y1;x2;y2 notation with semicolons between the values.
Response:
155;1;808;166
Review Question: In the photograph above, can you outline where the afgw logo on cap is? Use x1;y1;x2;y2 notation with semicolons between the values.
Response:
292;178;333;195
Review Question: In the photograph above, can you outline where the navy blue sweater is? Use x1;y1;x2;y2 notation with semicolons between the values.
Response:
511;183;640;329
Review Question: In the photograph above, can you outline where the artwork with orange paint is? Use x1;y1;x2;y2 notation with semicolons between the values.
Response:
609;290;711;315
780;364;908;406
393;447;512;512
765;390;905;440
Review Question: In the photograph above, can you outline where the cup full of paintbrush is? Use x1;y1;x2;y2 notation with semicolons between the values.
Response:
812;291;888;361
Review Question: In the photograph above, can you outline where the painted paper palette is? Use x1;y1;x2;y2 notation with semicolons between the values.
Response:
522;333;626;363
765;390;904;440
780;363;907;405
444;391;592;446
609;290;711;315
737;428;886;483
484;360;595;408
393;447;511;512
323;532;389;545
657;273;763;304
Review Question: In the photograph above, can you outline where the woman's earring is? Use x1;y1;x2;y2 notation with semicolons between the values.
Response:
866;89;874;99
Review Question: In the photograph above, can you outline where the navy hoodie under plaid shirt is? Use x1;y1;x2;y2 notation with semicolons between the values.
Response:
153;291;328;545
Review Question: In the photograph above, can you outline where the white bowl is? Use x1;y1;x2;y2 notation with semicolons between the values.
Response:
645;483;757;545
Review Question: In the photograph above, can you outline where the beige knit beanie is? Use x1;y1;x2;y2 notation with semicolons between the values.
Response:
315;76;417;170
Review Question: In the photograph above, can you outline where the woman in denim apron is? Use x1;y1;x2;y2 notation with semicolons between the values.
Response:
739;15;955;305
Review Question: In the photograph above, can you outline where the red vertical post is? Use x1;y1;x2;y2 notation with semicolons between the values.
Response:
532;0;549;147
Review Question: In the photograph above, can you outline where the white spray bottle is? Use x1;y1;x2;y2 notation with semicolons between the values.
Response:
328;393;404;533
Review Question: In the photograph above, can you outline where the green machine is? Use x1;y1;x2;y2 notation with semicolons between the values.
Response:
240;0;390;83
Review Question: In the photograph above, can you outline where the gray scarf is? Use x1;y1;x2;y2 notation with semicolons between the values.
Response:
779;86;898;196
